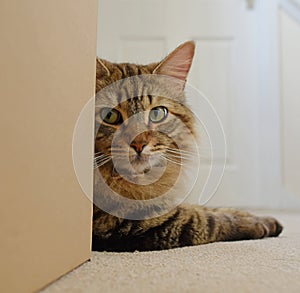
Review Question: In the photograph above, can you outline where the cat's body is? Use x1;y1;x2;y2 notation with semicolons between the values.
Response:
93;41;282;252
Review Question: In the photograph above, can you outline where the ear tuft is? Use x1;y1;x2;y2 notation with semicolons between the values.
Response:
153;41;195;82
96;58;111;78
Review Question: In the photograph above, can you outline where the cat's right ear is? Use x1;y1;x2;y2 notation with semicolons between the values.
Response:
96;58;111;79
153;41;195;83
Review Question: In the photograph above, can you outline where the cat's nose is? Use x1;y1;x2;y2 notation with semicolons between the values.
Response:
130;141;147;154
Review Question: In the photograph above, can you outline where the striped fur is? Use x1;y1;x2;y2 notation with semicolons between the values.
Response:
93;205;282;252
93;41;283;252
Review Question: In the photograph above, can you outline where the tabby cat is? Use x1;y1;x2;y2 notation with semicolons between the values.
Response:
92;41;283;252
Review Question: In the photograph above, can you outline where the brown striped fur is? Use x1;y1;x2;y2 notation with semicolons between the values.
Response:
93;41;283;252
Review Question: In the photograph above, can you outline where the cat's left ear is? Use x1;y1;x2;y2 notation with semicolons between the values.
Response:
153;41;195;84
96;58;111;79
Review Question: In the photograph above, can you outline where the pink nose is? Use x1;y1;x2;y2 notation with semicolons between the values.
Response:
130;141;147;154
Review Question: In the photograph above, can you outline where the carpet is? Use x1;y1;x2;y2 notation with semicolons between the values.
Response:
41;210;300;293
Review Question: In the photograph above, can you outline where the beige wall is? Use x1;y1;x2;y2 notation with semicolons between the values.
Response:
280;9;300;198
0;1;97;292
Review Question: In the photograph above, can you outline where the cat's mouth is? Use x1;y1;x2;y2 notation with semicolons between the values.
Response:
112;152;164;177
130;153;150;164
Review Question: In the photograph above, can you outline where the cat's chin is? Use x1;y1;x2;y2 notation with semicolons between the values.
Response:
110;161;151;178
131;163;152;176
134;153;167;172
112;155;165;178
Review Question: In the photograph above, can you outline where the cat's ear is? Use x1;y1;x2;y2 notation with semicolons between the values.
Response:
96;58;111;78
153;41;195;83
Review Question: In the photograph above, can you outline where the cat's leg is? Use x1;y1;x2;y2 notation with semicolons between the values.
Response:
202;207;283;241
92;205;283;252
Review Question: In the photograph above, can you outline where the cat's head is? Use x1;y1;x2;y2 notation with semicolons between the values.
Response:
94;41;196;182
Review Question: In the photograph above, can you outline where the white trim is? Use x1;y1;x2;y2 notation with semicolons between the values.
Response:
280;0;300;24
256;0;282;208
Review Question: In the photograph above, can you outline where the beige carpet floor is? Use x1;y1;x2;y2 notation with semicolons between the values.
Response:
41;210;300;293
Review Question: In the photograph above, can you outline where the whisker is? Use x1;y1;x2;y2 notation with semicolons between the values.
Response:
162;156;182;166
165;152;194;161
94;154;107;160
94;157;111;164
94;155;109;163
160;155;192;167
165;150;195;160
94;154;112;167
165;148;210;161
94;157;112;169
165;158;190;167
94;154;109;160
166;147;196;156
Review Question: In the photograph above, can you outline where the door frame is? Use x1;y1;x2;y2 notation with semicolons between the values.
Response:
257;0;300;209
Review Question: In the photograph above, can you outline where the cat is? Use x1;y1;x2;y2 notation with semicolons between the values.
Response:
92;41;283;252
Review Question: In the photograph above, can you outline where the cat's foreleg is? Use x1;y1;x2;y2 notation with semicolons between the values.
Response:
92;205;283;251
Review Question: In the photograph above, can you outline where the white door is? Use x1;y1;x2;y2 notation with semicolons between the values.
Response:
97;0;295;208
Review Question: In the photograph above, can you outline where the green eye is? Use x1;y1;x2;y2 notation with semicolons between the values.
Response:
100;108;122;125
149;106;168;123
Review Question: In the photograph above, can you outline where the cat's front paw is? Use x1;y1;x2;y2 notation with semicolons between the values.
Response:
260;217;283;237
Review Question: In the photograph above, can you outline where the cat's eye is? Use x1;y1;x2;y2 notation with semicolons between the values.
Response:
149;106;168;123
100;108;122;125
